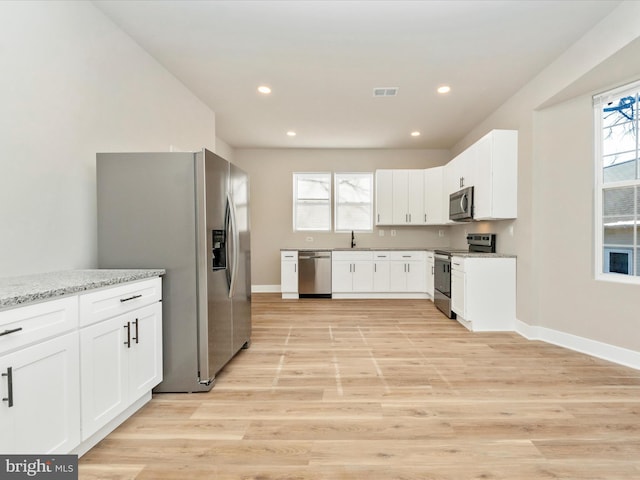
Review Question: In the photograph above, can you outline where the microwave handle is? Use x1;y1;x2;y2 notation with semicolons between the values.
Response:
460;193;468;212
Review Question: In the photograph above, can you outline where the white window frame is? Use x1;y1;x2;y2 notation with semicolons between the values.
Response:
334;172;374;232
594;79;640;284
293;172;332;232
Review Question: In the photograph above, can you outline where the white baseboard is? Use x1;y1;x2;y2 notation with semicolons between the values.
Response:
332;293;430;300
252;285;281;293
515;319;640;370
251;285;432;300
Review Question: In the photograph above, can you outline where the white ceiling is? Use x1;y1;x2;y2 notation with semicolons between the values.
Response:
93;0;621;150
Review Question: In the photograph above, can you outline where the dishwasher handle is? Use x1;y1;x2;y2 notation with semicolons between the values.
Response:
299;253;331;260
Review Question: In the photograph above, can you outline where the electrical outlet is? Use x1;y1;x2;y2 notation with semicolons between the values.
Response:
305;236;314;242
391;229;396;237
379;230;385;237
438;230;445;237
509;224;514;236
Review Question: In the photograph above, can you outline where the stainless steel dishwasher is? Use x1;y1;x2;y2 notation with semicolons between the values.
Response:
298;250;332;298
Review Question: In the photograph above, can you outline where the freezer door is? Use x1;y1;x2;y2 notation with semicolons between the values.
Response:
230;163;252;353
196;149;233;383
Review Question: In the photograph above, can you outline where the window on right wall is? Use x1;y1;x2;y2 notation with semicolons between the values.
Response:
594;80;640;282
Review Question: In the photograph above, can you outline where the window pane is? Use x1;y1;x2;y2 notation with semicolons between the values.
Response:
295;202;330;230
336;204;372;231
337;174;372;203
293;173;331;231
603;246;633;275
335;173;373;231
296;174;330;200
603;218;634;245
601;94;638;183
602;121;636;157
603;187;634;216
603;151;637;183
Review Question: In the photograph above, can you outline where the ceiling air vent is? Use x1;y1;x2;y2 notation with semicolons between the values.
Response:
373;87;398;97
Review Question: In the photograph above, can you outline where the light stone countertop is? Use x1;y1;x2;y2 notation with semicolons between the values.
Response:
450;252;516;258
281;247;516;258
281;247;444;252
0;269;165;310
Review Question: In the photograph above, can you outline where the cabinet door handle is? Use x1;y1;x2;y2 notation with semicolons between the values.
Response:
407;264;410;273
120;294;142;303
2;367;13;408
0;327;22;337
377;213;380;222
353;264;356;273
294;264;296;273
374;264;377;273
132;318;139;344
124;321;131;348
424;214;427;222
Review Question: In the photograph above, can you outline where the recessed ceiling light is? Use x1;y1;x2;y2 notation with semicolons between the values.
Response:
437;85;451;94
411;131;421;137
257;85;271;94
286;131;296;137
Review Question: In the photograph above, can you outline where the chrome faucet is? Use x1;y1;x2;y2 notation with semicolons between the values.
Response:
351;230;356;248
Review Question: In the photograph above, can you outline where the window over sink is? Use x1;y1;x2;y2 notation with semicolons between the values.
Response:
292;172;373;232
334;172;373;232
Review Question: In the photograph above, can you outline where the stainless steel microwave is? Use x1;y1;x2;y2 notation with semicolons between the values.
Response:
449;186;474;221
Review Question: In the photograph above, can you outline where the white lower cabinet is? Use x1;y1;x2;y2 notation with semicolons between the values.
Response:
332;251;374;293
332;250;428;298
389;251;427;293
80;301;162;440
451;261;466;318
0;331;80;454
0;275;163;457
280;251;298;298
425;251;435;300
450;256;516;331
373;252;390;292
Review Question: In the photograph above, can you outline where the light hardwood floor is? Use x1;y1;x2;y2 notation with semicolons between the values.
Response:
80;294;640;479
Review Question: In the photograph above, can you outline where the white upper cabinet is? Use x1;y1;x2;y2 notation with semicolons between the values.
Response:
375;129;517;226
473;129;518;220
375;169;393;225
423;166;445;225
376;169;424;225
444;144;477;196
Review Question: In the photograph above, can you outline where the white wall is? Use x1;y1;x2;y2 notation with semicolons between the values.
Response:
0;1;216;278
215;137;235;162
448;0;640;353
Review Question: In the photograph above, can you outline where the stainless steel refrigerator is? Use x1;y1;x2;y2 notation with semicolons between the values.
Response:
96;149;251;392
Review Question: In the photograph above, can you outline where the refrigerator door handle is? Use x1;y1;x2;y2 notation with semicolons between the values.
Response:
225;198;232;291
227;192;240;299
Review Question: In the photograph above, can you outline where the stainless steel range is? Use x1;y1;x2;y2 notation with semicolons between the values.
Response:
434;234;496;318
